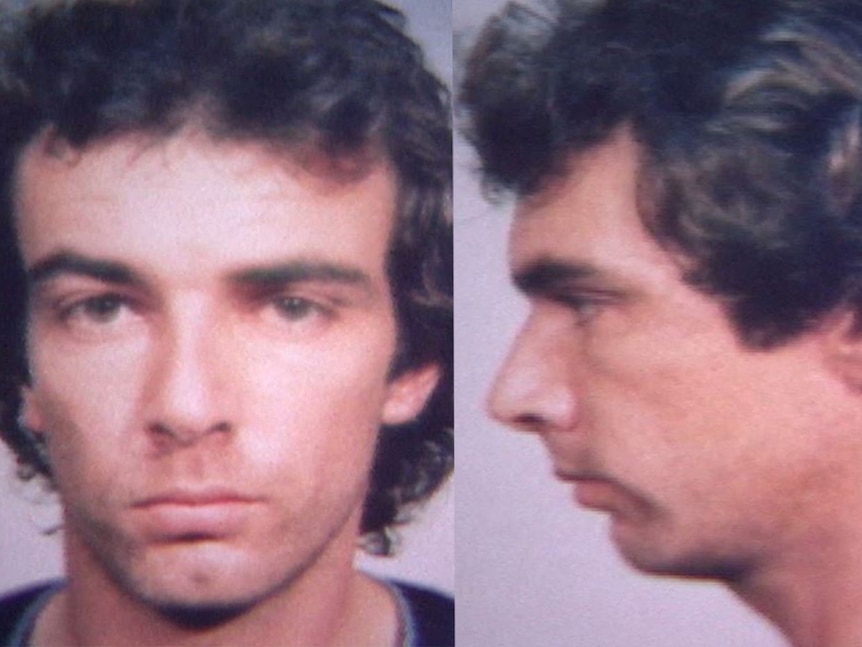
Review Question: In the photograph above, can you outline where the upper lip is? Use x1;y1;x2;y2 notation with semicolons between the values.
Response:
553;468;610;484
132;488;260;508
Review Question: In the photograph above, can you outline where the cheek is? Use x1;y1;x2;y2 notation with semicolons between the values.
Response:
27;338;149;488
587;335;848;513
576;325;763;491
236;330;396;471
30;383;133;511
31;351;144;434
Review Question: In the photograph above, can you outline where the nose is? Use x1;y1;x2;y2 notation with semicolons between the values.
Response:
487;315;579;434
145;301;233;446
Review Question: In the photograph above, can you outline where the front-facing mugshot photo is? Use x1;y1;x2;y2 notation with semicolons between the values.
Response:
0;2;453;646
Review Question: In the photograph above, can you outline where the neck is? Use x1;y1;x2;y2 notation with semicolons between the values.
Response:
37;524;398;646
731;520;862;647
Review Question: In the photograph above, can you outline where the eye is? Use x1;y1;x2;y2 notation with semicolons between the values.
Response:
46;291;144;341
272;296;328;322
561;295;601;325
61;294;129;325
548;288;624;328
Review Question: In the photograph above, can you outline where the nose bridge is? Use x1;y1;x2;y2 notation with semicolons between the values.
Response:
488;312;579;433
147;295;230;442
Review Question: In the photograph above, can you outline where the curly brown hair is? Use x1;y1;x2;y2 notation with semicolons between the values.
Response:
461;0;862;349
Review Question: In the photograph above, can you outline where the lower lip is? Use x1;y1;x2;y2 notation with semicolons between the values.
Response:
573;479;618;510
134;501;256;539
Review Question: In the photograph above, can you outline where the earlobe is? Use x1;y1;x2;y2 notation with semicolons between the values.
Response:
19;386;46;434
17;385;52;470
823;312;862;390
381;363;441;426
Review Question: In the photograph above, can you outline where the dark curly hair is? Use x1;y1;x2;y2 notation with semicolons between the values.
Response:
461;0;862;348
0;0;452;555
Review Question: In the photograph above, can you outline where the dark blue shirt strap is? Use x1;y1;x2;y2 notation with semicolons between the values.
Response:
388;580;454;647
0;579;64;647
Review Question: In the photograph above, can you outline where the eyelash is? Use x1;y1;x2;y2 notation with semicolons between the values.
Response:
552;292;616;325
46;290;340;336
270;295;335;322
57;293;133;325
561;296;600;323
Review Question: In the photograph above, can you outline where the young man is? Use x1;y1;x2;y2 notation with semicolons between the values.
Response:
462;1;862;645
0;1;453;645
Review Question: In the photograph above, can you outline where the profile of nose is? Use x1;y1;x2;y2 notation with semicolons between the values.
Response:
146;308;233;446
487;322;579;434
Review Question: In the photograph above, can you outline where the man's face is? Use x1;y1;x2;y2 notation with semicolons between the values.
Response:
488;130;861;579
17;132;435;611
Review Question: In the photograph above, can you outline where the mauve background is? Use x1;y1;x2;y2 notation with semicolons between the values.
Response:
0;0;454;599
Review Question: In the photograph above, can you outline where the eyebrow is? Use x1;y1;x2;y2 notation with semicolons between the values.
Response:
28;251;377;296
28;251;140;288
512;258;605;298
230;262;376;295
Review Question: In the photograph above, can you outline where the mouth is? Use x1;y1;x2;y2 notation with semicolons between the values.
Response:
569;478;620;510
553;470;620;511
131;489;262;540
554;469;654;522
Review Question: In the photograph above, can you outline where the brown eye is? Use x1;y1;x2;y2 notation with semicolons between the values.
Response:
64;294;127;324
561;295;600;326
273;296;318;322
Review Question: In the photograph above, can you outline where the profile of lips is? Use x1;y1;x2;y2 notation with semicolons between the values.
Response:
553;469;655;521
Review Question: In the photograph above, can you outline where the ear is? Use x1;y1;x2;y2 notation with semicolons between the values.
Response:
823;311;862;390
19;385;46;434
381;362;441;426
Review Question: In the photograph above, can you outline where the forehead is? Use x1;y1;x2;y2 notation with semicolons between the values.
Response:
14;131;398;277
509;131;677;287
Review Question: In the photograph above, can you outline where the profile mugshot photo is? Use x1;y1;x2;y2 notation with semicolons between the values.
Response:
458;1;862;646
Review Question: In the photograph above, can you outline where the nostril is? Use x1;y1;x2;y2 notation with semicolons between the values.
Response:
148;422;173;439
210;421;232;435
511;412;550;433
147;422;185;452
146;420;232;448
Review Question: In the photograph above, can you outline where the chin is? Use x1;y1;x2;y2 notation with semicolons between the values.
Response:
123;567;291;626
128;568;275;615
108;542;301;618
618;545;742;581
611;520;749;582
155;600;253;629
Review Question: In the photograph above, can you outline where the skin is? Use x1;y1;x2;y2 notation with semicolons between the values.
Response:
488;129;862;647
16;130;438;646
